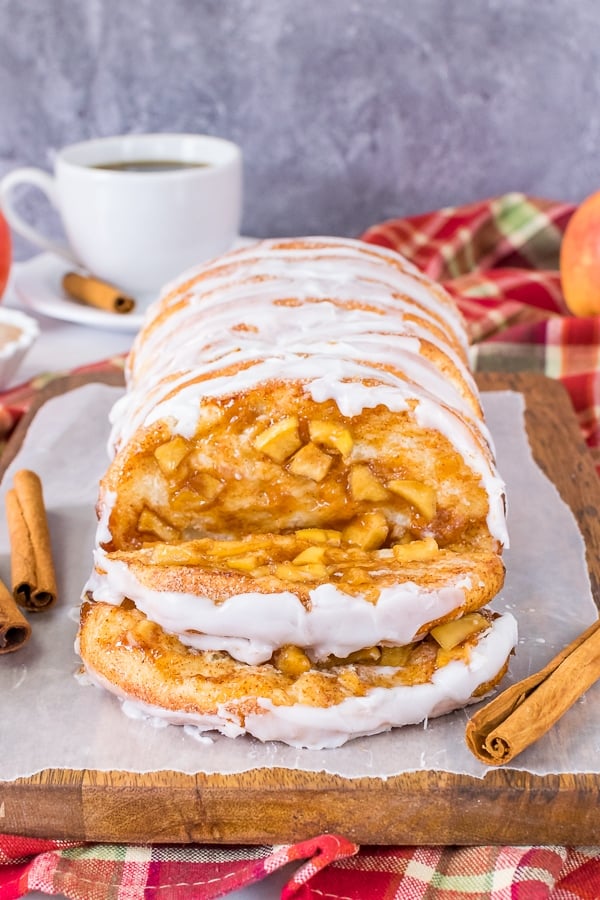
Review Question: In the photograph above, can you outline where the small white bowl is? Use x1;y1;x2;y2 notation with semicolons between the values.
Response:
0;308;39;387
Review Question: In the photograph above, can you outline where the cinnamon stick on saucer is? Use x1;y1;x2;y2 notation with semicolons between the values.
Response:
6;469;58;611
62;271;136;314
466;617;600;765
0;576;31;653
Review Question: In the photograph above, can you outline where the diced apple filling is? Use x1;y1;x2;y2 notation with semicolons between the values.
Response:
292;546;326;565
269;620;491;676
308;420;354;457
295;528;342;545
387;479;437;521
226;554;260;572
140;419;451;598
272;644;312;677
349;464;388;502
253;417;302;462
343;511;389;550
288;442;332;481
138;508;178;542
430;612;490;650
154;435;191;475
392;537;439;563
274;562;329;583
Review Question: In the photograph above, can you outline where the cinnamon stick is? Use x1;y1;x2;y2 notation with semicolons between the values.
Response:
6;469;57;611
0;575;31;653
466;617;600;765
62;271;136;314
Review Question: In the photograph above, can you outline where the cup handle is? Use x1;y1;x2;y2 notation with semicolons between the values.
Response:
0;167;80;266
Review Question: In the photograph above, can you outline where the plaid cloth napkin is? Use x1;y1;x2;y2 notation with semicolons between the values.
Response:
2;192;600;899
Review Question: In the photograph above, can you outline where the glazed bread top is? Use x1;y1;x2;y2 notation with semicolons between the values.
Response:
115;237;475;444
100;237;507;553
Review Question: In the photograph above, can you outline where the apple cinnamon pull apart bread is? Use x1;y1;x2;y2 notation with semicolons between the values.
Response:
79;236;517;749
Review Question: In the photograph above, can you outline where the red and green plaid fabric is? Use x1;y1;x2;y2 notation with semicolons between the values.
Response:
1;837;600;899
362;191;600;467
2;193;600;898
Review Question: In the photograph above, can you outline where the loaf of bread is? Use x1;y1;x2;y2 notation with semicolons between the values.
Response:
79;237;517;748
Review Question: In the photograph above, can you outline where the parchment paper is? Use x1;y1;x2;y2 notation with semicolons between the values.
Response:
0;384;597;781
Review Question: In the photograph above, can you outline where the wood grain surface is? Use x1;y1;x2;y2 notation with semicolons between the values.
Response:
1;370;599;846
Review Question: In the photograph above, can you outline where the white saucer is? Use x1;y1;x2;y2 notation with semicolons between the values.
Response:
13;253;150;333
13;239;256;333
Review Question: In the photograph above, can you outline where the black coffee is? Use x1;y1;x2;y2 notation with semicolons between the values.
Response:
92;160;210;172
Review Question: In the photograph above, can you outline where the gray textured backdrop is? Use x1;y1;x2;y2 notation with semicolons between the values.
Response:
2;0;600;259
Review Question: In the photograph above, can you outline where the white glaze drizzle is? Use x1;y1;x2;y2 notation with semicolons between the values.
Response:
133;281;469;381
86;549;476;665
113;239;471;443
130;237;468;367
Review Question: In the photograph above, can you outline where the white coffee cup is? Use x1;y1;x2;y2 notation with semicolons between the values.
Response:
0;133;243;294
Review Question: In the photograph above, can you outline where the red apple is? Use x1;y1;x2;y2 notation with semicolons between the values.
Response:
560;191;600;316
0;211;10;300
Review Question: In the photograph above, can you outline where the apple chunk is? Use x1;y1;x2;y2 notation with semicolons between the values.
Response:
154;435;190;475
254;417;302;463
308;420;354;457
387;479;437;521
430;613;490;650
343;511;389;550
288;442;332;482
349;465;388;502
392;537;438;562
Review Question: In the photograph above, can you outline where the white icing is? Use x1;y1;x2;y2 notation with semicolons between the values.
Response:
82;612;518;750
133;283;472;391
128;237;468;368
87;550;475;665
96;489;117;544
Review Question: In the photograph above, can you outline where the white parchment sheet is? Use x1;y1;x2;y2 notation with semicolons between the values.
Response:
0;384;598;781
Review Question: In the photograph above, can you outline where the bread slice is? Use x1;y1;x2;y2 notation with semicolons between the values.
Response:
79;599;517;749
79;237;514;748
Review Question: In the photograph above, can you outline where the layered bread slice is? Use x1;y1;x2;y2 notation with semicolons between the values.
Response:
79;237;515;747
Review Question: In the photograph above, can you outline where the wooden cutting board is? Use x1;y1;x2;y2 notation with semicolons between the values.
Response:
1;370;599;846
